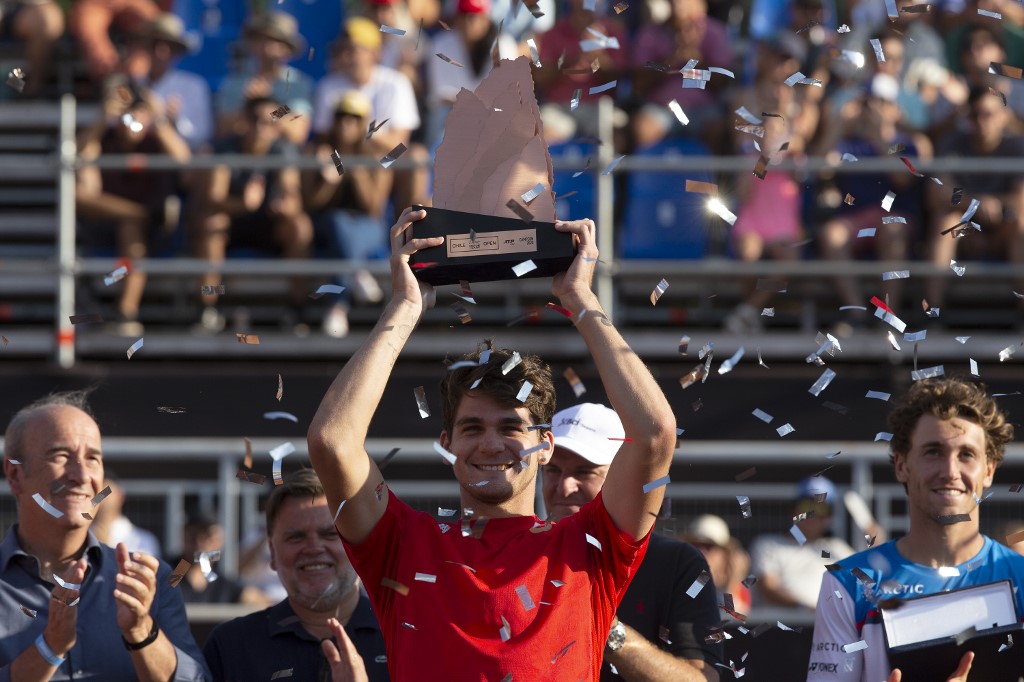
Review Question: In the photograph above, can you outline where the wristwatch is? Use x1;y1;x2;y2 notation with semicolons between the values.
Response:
606;620;626;652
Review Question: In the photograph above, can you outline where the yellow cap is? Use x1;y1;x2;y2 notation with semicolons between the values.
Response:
334;90;372;118
344;17;382;51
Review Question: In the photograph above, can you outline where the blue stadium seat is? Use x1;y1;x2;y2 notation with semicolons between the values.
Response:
274;0;345;81
550;140;598;222
172;0;249;91
620;137;713;260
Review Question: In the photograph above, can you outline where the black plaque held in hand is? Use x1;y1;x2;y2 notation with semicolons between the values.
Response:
408;206;576;286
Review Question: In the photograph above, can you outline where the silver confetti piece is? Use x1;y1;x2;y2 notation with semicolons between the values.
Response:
686;570;711;598
865;390;891;401
950;260;966;277
752;408;773;423
380;143;408;168
777;423;795;437
330;150;344;175
570;88;581;111
104;265;128;286
434;441;457;465
650;278;669;305
563;368;586;397
977;8;1001;18
668;100;689;125
970;358;979;376
519;443;547;459
642;475;670;494
808;368;837;396
904;330;927;342
881;191;896;211
527;38;540;67
52;572;81;590
310;283;345;298
736;495;752;518
869;39;885;63
999;344;1017;362
515;585;536;611
200;285;225;296
884;0;898;18
707;197;738;224
7;68;26;92
718;347;745;375
126;337;144;359
414;386;430;418
415;572;436;583
911;365;944;380
601;155;626;175
269;104;291;121
264;411;298;422
521;183;545;204
33;493;64;518
512;260;537;277
435;53;464;67
843;640;868;653
588;80;617;95
585;533;602;551
91;485;112;507
379;24;406;35
882;270;909;280
502;351;522;375
516;381;533;403
875;432;893;442
790;524;807;545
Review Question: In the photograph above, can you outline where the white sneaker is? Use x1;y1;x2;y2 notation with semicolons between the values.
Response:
323;304;349;338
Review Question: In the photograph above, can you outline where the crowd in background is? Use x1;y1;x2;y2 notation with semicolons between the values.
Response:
1;0;1023;336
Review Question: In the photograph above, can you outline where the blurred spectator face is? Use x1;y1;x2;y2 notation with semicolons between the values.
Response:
268;495;358;611
542;448;609;522
252;34;293;64
794;499;832;541
632;105;671;149
968;91;1009;147
877;37;905;78
960;27;1004;76
365;0;398;27
338;40;379;78
247;100;282;147
455;12;491;43
671;0;707;21
334;112;366;146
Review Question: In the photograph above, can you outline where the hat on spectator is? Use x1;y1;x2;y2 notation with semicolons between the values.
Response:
458;0;490;14
681;514;731;548
551;403;625;466
797;475;836;507
342;17;383;51
142;13;191;54
334;90;373;119
244;11;305;54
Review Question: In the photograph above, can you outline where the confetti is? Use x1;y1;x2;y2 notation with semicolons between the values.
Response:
516;381;533;403
6;67;26;92
243;437;253;469
514;584;536;612
642;475;670;494
236;469;267;485
601;155;626;175
167;559;191;587
668;100;689;125
757;348;770;369
588;80;617;95
843;640;868;653
310;283;345;298
707;197;738;225
570;88;581;111
381;577;409;596
505;198;534;223
519;443;547;460
380;143;408;169
200;284;226;297
380;24;406;35
521;183;545;204
875;432;893;442
865;390;891;402
784;71;821;86
510;260;537;278
904;330;927;342
1007;530;1024;544
236;333;260;344
950;260;966;277
366;119;388;139
269;105;291;121
686;570;711;598
501;351;522;375
809;368;837;396
718;347;744;375
678;336;690;355
650;278;669;305
414;386;430;418
856;228;876;239
989;62;1023;79
881;191;896;212
969;358;979;377
526;38;541;67
104;265;128;286
52;572;81;590
264;411;298;423
790;524;807;545
451;302;472;324
126;337;144;359
999;634;1015;652
911;365;944;380
685;179;719;195
435;52;464;67
884;0;898;18
999;344;1017;362
977;8;1001;19
869;39;885;63
737;495;752;518
752;408;773;423
882;270;909;281
777;423;795;437
585;533;602;551
434;441;457;465
157;406;186;414
33;493;63;518
20;605;37;618
91;486;112;507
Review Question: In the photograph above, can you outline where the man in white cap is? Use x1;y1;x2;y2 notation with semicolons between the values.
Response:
544;402;723;681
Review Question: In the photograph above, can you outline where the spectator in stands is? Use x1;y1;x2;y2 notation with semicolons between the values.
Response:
216;11;312;146
749;476;853;611
679;514;752;615
808;378;1024;681
631;0;732;147
924;86;1024;310
543;403;724;680
306;210;678;679
196;95;313;334
362;0;425;98
176;512;266;605
128;12;213;152
69;0;162;83
203;469;387;682
424;0;517;148
619;104;714;259
314;17;429;214
813;73;931;321
90;472;162;557
0;0;64;97
542;103;598;221
303;90;392;338
0;390;208;679
724;32;818;333
955;24;1024;120
534;0;629;109
942;0;1024;77
76;75;191;336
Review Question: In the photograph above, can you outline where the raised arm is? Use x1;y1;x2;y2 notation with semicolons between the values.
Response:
307;207;443;543
552;219;677;541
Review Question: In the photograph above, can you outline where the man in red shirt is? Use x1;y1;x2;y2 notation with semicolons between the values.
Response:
308;208;678;681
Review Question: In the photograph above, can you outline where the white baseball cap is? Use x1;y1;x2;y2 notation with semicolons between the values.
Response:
681;514;731;548
551;403;625;466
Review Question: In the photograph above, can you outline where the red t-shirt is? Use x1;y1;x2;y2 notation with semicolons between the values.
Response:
343;491;649;681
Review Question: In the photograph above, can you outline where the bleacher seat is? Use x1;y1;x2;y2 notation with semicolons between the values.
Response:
275;0;345;81
620;137;714;260
551;140;598;222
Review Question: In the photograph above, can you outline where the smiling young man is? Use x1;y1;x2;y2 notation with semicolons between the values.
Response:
807;377;1024;682
203;469;387;682
307;208;678;681
0;392;208;681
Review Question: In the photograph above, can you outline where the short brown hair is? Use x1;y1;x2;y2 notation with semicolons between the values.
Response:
440;340;556;436
888;377;1014;467
265;468;325;535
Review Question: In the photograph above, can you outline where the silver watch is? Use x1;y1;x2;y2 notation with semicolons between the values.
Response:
606;620;626;651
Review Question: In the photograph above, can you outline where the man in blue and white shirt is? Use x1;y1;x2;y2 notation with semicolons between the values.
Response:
808;377;1024;682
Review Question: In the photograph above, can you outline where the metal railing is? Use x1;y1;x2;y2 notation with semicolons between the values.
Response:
6;95;1022;366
